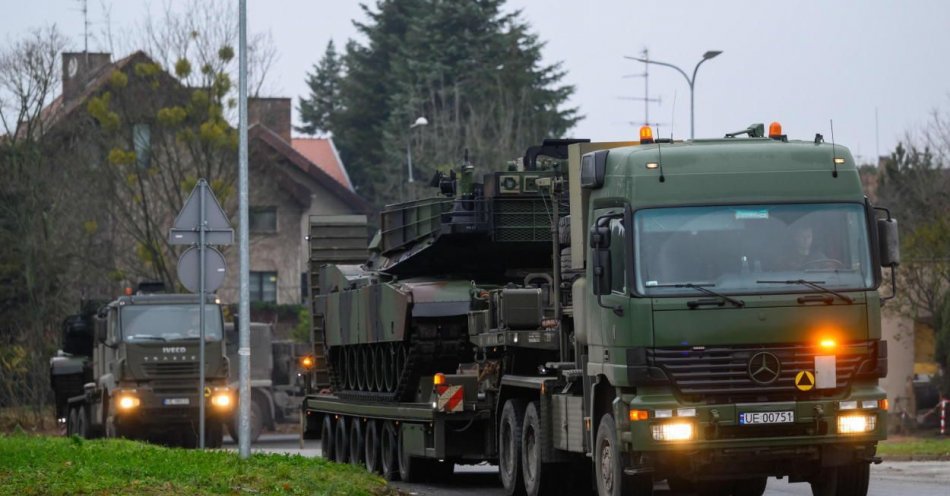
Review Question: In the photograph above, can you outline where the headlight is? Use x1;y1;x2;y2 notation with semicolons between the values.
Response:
116;394;140;410
838;414;876;434
651;422;694;442
210;390;232;409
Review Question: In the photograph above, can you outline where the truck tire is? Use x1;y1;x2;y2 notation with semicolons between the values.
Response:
380;421;399;480
809;469;837;496
521;401;565;496
364;420;381;474
75;405;90;439
558;215;571;246
334;416;349;463
732;477;767;496
67;407;79;437
228;399;265;444
499;399;527;496
320;416;335;461
206;420;224;449
594;413;652;496
836;463;870;496
348;418;364;465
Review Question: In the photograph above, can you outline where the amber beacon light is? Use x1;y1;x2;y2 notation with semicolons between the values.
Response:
768;122;783;139
639;126;654;144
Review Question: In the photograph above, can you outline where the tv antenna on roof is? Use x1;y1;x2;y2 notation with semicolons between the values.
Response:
621;48;663;127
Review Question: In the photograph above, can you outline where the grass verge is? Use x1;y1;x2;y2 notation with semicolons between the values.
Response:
877;435;950;460
0;433;394;495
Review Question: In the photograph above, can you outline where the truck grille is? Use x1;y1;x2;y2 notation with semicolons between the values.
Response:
649;342;873;403
142;362;199;377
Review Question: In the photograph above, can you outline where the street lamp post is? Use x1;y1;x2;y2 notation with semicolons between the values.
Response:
406;116;428;183
624;50;722;139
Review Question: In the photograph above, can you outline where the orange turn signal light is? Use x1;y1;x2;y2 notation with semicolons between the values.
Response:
768;121;783;138
880;399;889;411
639;126;654;144
299;355;315;369
629;409;650;422
433;373;446;386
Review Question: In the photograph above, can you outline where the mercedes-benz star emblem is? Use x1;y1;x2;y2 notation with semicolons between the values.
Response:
748;352;781;385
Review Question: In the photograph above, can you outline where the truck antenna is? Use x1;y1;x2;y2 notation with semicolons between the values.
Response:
830;119;839;178
655;125;666;183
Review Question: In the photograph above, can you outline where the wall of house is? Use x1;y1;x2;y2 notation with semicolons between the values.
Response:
216;156;358;306
881;312;916;415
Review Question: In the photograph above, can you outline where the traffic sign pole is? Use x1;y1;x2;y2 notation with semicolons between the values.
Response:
238;0;252;460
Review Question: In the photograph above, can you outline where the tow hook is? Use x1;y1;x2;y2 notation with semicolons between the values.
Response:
870;456;883;465
709;409;720;439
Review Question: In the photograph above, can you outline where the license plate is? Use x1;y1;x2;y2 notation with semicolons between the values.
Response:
739;410;794;425
163;398;190;406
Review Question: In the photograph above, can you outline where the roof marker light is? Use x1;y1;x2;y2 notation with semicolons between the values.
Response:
768;121;783;138
834;157;846;164
639;126;654;144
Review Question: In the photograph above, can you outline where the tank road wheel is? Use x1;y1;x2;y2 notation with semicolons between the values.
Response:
336;348;348;390
522;402;566;496
356;347;367;391
349;418;365;465
595;413;652;496
835;463;870;496
364;420;381;474
380;420;399;480
374;346;386;392
385;343;398;392
334;416;349;463
361;347;375;392
499;399;527;496
347;348;359;391
320;416;335;461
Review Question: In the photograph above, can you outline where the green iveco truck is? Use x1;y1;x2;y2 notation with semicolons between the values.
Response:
301;123;897;496
50;292;233;447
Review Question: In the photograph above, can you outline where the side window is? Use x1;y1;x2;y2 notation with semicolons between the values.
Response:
609;218;626;292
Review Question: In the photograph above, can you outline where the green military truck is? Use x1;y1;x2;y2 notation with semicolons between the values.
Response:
301;124;897;496
50;293;233;447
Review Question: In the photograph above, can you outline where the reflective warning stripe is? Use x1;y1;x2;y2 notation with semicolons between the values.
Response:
436;385;464;413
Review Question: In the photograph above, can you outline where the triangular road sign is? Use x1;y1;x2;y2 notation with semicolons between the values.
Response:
168;179;234;245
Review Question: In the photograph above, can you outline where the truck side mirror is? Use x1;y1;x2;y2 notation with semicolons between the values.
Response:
589;221;612;296
95;319;107;345
877;218;900;267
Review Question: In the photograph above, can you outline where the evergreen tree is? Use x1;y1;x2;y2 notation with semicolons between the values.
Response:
297;40;343;135
304;0;579;205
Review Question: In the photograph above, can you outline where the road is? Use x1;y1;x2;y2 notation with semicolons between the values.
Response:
226;435;950;495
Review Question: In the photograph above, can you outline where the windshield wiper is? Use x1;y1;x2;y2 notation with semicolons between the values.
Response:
650;282;745;308
756;279;854;304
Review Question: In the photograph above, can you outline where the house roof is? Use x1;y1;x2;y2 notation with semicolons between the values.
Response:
250;125;373;215
291;137;354;191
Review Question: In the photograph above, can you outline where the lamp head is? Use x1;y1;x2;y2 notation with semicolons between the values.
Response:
703;50;723;60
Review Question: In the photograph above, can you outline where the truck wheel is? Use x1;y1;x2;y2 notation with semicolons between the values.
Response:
380;421;399;480
732;477;767;496
228;399;265;444
75;405;90;439
206;420;224;449
499;399;527;496
320;416;335;461
349;418;365;465
594;413;652;496
836;463;870;496
334;416;349;463
364;420;381;474
809;469;838;496
521;401;565;496
67;407;79;437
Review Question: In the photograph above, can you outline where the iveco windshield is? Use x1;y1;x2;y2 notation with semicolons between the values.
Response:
634;203;874;296
120;304;223;341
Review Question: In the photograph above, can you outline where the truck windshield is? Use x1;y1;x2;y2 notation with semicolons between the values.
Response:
120;305;223;342
634;203;874;296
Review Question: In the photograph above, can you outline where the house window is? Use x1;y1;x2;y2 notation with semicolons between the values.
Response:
133;123;151;168
250;271;278;303
249;207;277;233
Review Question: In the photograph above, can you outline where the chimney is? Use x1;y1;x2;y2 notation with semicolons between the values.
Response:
62;52;112;101
248;97;292;142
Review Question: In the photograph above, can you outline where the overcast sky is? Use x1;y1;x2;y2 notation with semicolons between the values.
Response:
4;0;949;163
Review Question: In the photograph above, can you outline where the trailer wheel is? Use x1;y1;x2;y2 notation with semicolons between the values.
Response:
380;420;399;480
397;423;424;482
594;413;652;496
320;416;335;460
835;463;869;496
75;405;90;439
499;399;527;496
334;416;349;463
349;418;365;465
364;420;381;474
521;401;565;496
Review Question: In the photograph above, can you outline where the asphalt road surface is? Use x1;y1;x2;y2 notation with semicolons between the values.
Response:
226;435;950;496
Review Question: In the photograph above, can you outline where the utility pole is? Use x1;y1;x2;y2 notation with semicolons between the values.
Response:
237;0;251;460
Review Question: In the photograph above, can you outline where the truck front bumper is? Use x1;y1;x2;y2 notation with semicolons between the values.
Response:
112;383;233;426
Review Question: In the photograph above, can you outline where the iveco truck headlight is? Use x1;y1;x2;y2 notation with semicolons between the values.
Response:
651;422;695;442
838;414;876;434
210;389;233;409
116;393;140;411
